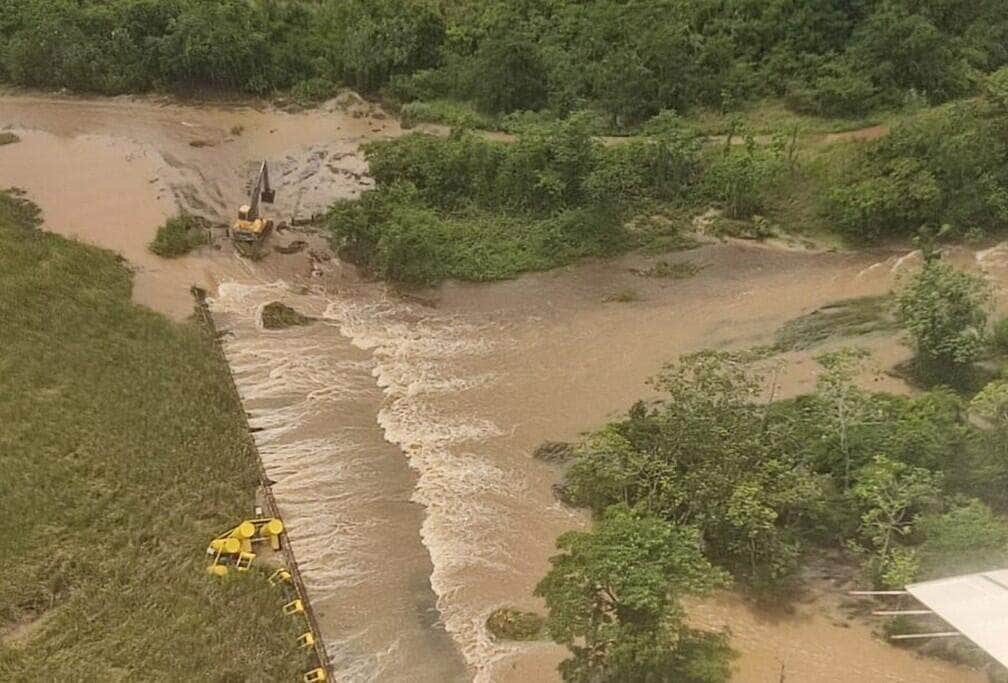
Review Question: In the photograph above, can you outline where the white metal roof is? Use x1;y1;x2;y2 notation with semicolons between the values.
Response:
906;569;1008;666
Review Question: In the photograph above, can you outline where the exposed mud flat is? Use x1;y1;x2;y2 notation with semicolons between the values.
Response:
2;92;1004;683
0;92;398;317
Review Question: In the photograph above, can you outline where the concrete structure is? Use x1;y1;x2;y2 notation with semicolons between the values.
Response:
906;569;1008;666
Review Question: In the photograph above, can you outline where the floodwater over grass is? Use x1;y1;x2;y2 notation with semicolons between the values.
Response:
0;191;308;679
1;92;1004;682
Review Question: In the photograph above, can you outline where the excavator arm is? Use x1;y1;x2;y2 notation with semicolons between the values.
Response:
243;160;274;221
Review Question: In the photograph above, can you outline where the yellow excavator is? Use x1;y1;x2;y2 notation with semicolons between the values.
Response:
231;160;275;245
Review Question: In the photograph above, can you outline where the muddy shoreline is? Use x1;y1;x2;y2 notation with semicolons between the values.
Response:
0;92;997;682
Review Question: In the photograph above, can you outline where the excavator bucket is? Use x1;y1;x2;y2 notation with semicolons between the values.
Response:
261;188;275;204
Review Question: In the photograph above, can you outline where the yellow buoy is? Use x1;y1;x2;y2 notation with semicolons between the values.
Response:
209;537;241;554
233;521;256;539
208;564;229;577
264;518;284;536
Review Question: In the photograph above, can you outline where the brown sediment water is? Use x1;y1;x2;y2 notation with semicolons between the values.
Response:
0;92;1001;682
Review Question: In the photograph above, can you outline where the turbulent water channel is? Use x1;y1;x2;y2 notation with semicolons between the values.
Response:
1;92;999;682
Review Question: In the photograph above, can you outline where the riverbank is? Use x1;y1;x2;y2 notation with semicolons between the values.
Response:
0;92;999;682
0;190;308;679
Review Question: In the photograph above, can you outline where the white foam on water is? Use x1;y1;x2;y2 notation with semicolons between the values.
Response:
324;297;540;681
208;280;428;676
211;281;546;680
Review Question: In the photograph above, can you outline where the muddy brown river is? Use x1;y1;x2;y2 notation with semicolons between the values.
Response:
0;91;998;682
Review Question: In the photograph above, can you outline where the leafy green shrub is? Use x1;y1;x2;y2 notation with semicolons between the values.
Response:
586;127;701;207
398;100;494;129
984;67;1008;113
335;113;701;283
787;59;879;118
850;455;940;588
823;101;1008;241
562;353;822;590
148;215;209;258
290;77;336;105
702;139;786;219
992;318;1008;354
326;184;626;285
896;259;992;367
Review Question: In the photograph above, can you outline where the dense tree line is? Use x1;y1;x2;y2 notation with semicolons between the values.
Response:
401;0;1008;123
5;1;1008;123
0;0;441;96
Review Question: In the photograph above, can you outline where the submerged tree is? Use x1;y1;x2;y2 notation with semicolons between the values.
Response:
535;505;733;683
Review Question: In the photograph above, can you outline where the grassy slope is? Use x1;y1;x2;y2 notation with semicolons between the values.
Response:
0;192;308;680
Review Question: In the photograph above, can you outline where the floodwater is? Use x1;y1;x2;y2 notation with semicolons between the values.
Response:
0;91;998;682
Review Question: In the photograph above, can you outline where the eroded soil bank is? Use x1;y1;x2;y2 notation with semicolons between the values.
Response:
0;92;998;682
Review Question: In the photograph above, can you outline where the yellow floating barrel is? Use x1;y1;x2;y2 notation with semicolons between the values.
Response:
232;521;256;553
210;538;242;555
233;521;256;539
262;518;285;550
207;564;229;577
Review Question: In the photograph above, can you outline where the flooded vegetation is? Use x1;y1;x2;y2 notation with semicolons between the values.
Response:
4;82;1008;681
5;3;1008;681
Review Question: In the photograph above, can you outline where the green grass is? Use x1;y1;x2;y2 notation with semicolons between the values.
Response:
149;214;210;258
0;132;20;146
685;99;887;137
775;296;896;351
0;192;309;680
330;199;633;285
399;99;496;130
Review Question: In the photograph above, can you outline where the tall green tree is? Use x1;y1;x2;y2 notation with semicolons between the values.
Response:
563;352;822;589
535;505;733;683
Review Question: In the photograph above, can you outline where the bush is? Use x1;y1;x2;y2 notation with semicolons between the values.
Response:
148;215;210;258
702;139;786;219
535;505;733;682
327;184;627;285
329;114;700;284
992;318;1008;355
896;259;992;368
823;100;1008;241
985;67;1008;113
788;59;879;118
290;77;336;105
